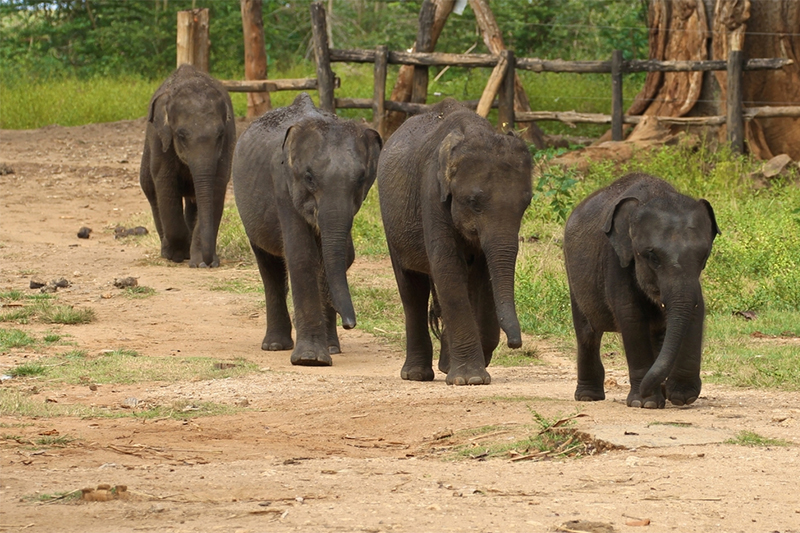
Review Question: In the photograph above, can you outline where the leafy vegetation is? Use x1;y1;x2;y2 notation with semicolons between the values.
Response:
725;430;792;447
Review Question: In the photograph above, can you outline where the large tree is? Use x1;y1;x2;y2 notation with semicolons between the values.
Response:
629;0;800;159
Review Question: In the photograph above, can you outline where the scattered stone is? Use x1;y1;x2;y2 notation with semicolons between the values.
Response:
29;278;46;289
89;384;98;391
53;277;70;288
762;154;793;179
40;285;58;294
77;226;92;239
557;520;617;533
114;226;149;239
0;162;14;175
235;398;250;407
113;277;138;289
122;397;139;408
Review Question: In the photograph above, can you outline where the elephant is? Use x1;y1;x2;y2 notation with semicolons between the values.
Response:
139;64;235;268
232;92;382;366
378;98;533;385
563;173;720;409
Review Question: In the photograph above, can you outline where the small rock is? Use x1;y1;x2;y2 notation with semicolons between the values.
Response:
77;227;92;239
0;162;14;175
113;277;138;289
40;285;57;294
52;278;70;288
30;278;46;289
101;292;113;299
122;397;139;408
89;384;98;391
236;398;250;407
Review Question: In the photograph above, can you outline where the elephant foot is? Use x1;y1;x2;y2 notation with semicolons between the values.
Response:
401;365;434;381
189;254;220;268
627;388;666;409
161;241;190;263
574;385;605;402
261;338;294;351
329;344;341;355
290;339;332;366
666;378;701;406
446;364;491;386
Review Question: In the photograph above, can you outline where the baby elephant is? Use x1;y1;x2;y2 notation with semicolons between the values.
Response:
378;99;533;385
232;93;382;366
564;173;720;408
140;64;235;268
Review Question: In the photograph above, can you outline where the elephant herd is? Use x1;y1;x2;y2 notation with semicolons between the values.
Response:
140;65;719;410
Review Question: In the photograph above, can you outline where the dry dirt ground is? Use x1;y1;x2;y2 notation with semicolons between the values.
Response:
1;119;800;533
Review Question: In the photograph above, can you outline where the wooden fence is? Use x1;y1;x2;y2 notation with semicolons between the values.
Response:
182;4;799;153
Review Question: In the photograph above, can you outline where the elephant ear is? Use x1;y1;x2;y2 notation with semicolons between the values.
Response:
361;127;383;197
437;129;465;203
147;94;172;153
282;125;299;168
699;198;721;239
603;196;639;269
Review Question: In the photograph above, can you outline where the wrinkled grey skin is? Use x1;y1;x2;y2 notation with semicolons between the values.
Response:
564;173;720;408
232;93;382;366
139;64;235;268
378;99;532;386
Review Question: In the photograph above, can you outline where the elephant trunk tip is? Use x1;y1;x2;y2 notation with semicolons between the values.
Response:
507;335;522;349
341;316;356;330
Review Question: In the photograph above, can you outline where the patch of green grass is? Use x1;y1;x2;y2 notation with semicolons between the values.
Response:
35;435;76;446
9;349;258;386
0;389;244;420
209;278;263;294
353;189;389;258
42;333;62;344
124;286;155;298
491;344;543;367
348;283;404;345
39;304;95;325
0;328;37;349
27;490;83;503
216;203;254;265
725;430;791;447
452;411;586;460
8;362;46;377
1;298;94;325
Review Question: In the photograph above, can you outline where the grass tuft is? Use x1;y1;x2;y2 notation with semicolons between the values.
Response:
725;430;792;447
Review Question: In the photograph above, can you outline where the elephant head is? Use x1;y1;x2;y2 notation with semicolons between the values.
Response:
604;193;720;398
437;126;533;348
282;118;382;328
148;68;234;267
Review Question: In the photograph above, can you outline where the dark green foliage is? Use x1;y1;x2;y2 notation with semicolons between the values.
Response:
1;0;648;81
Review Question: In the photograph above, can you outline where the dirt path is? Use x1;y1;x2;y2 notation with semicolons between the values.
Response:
1;120;799;533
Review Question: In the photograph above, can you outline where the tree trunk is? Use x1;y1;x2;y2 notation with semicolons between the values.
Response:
626;0;800;159
468;0;544;148
384;0;455;136
241;0;271;118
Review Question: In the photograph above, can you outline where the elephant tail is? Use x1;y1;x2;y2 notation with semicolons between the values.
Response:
428;283;442;341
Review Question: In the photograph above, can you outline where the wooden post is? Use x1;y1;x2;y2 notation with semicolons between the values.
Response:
477;52;508;118
241;0;271;118
310;2;335;113
726;50;744;154
611;49;623;141
411;0;436;105
176;9;210;72
373;45;389;138
498;50;515;132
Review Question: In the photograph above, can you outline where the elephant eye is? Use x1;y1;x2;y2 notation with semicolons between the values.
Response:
303;171;317;192
466;194;483;213
644;249;660;267
176;129;188;142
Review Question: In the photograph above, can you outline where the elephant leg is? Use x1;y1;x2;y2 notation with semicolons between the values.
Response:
279;206;331;366
471;259;500;368
152;169;191;263
184;197;198;241
431;258;490;386
665;300;704;406
618;311;664;409
392;257;434;381
324;302;341;354
571;293;605;401
140;146;165;241
251;244;294;352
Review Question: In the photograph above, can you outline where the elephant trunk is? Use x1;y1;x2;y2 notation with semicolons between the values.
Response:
483;235;523;349
639;282;699;398
192;170;219;268
318;208;356;329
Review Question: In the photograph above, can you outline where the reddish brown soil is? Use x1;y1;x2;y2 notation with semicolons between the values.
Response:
1;120;799;533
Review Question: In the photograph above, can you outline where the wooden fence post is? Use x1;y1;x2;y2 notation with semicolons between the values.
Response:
611;49;623;141
373;45;389;138
176;9;210;72
726;50;744;154
498;50;515;132
411;0;436;105
310;2;335;113
241;0;271;118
